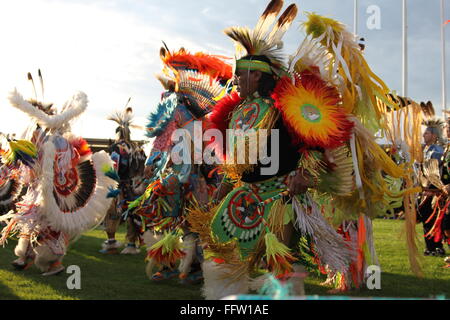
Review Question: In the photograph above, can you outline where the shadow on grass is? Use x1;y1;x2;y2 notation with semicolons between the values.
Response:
0;280;21;299
0;233;203;300
305;272;449;299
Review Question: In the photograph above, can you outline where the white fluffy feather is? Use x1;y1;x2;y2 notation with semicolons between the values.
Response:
41;140;117;237
293;193;356;274
202;260;249;300
8;89;88;131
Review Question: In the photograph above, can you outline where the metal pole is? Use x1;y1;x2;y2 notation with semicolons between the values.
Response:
441;0;447;119
354;0;359;36
402;0;408;97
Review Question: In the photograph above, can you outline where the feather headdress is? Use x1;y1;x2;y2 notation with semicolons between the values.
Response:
421;101;435;118
422;118;445;130
108;100;135;142
160;45;233;81
224;0;298;76
8;89;87;133
422;118;445;143
158;45;233;115
7;71;88;134
155;73;176;92
177;70;226;112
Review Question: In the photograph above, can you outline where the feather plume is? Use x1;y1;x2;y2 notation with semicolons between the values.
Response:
8;89;88;131
161;48;233;81
422;118;444;127
27;72;38;102
254;0;284;40
421;101;435;118
224;2;298;76
108;100;136;142
155;73;176;91
38;69;45;101
108;108;134;127
267;4;298;46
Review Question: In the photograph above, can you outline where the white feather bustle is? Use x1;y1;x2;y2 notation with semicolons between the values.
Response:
41;140;117;237
202;260;249;300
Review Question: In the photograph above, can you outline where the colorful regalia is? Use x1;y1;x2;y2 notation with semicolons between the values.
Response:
100;106;147;254
0;72;118;275
126;46;232;283
417;119;448;257
0;140;23;215
186;0;422;299
321;94;432;291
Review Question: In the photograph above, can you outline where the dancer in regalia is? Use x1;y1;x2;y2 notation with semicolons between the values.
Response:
126;46;232;284
417;119;447;257
0;71;118;275
187;0;419;299
101;105;147;254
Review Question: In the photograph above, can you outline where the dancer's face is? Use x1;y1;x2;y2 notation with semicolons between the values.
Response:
423;129;436;145
234;69;262;99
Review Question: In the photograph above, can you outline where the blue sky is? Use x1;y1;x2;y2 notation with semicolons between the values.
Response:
0;0;448;141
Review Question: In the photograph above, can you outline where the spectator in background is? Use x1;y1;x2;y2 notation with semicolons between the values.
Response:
417;120;446;256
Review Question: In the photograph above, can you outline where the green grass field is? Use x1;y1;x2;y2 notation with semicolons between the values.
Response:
0;219;449;300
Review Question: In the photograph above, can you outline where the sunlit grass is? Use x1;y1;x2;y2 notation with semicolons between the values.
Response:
0;220;448;300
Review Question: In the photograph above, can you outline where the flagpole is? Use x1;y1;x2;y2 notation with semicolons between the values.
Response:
402;0;408;97
441;0;447;119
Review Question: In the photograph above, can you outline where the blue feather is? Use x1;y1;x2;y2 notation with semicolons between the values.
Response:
106;187;121;198
16;150;35;167
104;169;120;182
145;93;178;138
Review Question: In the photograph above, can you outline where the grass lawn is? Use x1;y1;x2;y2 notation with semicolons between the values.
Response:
0;219;449;300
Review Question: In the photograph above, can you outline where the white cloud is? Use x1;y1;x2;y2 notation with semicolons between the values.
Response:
0;0;212;140
1;0;449;143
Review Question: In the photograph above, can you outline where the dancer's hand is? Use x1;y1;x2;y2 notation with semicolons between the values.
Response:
287;169;314;196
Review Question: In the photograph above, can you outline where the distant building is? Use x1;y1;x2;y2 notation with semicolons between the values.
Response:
84;138;147;153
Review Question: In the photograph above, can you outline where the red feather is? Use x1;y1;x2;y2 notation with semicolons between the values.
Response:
208;92;242;134
70;137;92;157
206;92;243;159
163;50;233;81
